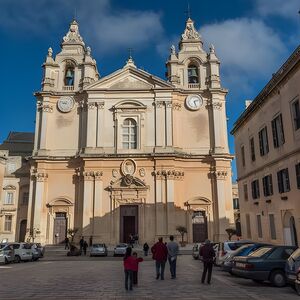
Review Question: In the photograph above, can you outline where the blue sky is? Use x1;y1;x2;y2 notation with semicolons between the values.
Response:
0;0;299;179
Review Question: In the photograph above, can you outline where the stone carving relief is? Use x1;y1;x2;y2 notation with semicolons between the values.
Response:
139;168;145;177
121;159;136;176
212;170;228;180
37;102;53;113
172;102;182;111
181;19;200;40
62;20;84;45
35;172;48;182
152;170;184;180
112;169;118;178
83;170;103;181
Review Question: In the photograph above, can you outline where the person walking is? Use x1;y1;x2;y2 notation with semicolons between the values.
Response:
199;239;215;284
79;236;84;255
143;242;149;256
167;235;179;279
83;240;88;256
132;251;143;285
151;237;168;280
123;247;135;291
64;236;70;250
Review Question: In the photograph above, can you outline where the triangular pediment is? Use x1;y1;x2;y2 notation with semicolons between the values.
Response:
108;175;148;190
86;66;174;91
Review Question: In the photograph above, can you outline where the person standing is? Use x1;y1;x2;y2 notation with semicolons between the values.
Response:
167;235;179;279
123;247;135;291
199;239;215;284
83;240;88;256
64;236;70;250
143;242;149;256
79;236;84;255
132;251;143;285
151;237;168;280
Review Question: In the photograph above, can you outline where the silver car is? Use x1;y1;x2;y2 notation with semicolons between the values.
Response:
90;243;108;257
9;242;33;262
114;243;128;256
0;244;14;264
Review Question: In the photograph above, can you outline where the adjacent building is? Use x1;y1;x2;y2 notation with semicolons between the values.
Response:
231;45;300;246
0;17;234;245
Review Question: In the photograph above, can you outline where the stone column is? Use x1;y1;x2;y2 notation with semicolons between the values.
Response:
166;170;175;234
96;102;105;147
154;171;166;236
154;101;165;148
212;169;229;242
165;101;173;147
86;103;97;148
93;171;103;236
33;171;48;243
38;101;53;150
33;102;41;152
82;171;94;236
25;168;36;239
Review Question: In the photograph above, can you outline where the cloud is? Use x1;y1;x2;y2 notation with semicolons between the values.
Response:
256;0;300;21
0;0;164;55
200;18;287;79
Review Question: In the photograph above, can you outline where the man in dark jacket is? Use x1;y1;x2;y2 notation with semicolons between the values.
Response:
151;237;168;280
199;239;215;284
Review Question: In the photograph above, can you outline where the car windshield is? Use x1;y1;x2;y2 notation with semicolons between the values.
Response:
0;244;7;249
117;244;127;248
228;242;249;250
290;248;300;260
93;244;105;248
249;247;272;257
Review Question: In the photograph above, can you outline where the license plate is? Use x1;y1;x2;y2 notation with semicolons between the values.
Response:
236;262;245;268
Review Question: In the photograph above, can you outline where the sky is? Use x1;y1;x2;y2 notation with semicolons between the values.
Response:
0;0;299;179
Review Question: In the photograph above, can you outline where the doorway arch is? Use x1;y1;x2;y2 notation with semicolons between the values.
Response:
283;212;298;246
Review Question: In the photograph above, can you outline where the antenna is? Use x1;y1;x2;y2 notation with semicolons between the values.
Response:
185;2;191;19
128;48;133;59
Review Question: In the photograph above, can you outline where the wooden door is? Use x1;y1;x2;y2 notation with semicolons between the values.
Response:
120;205;138;243
192;211;208;243
53;213;67;244
19;220;27;242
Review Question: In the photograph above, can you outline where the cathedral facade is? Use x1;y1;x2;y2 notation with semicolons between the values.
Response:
23;18;234;245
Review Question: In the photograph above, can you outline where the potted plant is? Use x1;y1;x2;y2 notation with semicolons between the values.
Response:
176;225;187;247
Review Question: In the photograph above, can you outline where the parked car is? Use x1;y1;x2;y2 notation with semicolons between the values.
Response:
215;240;252;266
222;243;270;274
192;242;219;261
30;243;42;261
232;245;296;287
295;268;300;295
90;244;108;257
285;248;300;285
36;243;45;257
0;244;14;264
8;242;33;262
114;243;128;256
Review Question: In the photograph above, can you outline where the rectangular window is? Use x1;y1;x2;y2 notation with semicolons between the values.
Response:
246;214;251;238
241;145;245;167
269;214;276;240
251;179;260;199
243;184;248;201
22;192;29;205
257;215;263;238
258;127;269;156
233;198;239;210
250;137;256;161
296;163;300;189
277;168;290;193
292;100;300;131
271;114;285;148
262;174;273;197
4;215;12;232
4;192;14;205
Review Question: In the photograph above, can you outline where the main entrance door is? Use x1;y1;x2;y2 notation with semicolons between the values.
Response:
192;211;208;243
53;212;67;244
19;220;27;242
120;205;138;243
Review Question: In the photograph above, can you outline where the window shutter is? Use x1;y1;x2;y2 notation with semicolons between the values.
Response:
259;131;263;155
272;119;278;148
279;114;285;144
269;174;273;195
262;177;267;197
285;168;290;191
277;171;283;193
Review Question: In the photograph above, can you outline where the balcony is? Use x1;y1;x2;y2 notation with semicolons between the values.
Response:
63;85;74;91
188;83;200;89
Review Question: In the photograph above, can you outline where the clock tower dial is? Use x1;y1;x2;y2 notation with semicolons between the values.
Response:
57;96;74;113
185;94;203;110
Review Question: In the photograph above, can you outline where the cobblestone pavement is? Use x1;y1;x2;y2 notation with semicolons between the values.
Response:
0;254;299;300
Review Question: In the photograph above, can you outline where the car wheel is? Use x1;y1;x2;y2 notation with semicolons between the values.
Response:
15;255;21;263
270;270;286;287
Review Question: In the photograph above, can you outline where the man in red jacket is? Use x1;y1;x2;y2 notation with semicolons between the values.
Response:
151;237;168;280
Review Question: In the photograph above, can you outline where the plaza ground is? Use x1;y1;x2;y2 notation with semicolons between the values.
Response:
0;248;299;300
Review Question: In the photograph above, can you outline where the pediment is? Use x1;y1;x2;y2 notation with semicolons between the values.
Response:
86;66;174;91
108;175;148;190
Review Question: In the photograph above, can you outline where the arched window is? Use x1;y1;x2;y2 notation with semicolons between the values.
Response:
64;62;75;86
122;118;137;149
188;64;199;83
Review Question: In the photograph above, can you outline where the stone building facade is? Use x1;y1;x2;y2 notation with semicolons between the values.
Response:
232;46;300;246
1;17;234;245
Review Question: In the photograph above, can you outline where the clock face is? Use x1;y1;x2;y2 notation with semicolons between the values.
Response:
57;96;74;113
186;95;203;110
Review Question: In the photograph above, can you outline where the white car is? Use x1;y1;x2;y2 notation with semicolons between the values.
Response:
0;244;14;264
8;243;33;262
113;243;128;256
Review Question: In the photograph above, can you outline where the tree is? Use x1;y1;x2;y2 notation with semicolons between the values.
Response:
225;228;237;241
176;225;187;243
67;228;79;242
